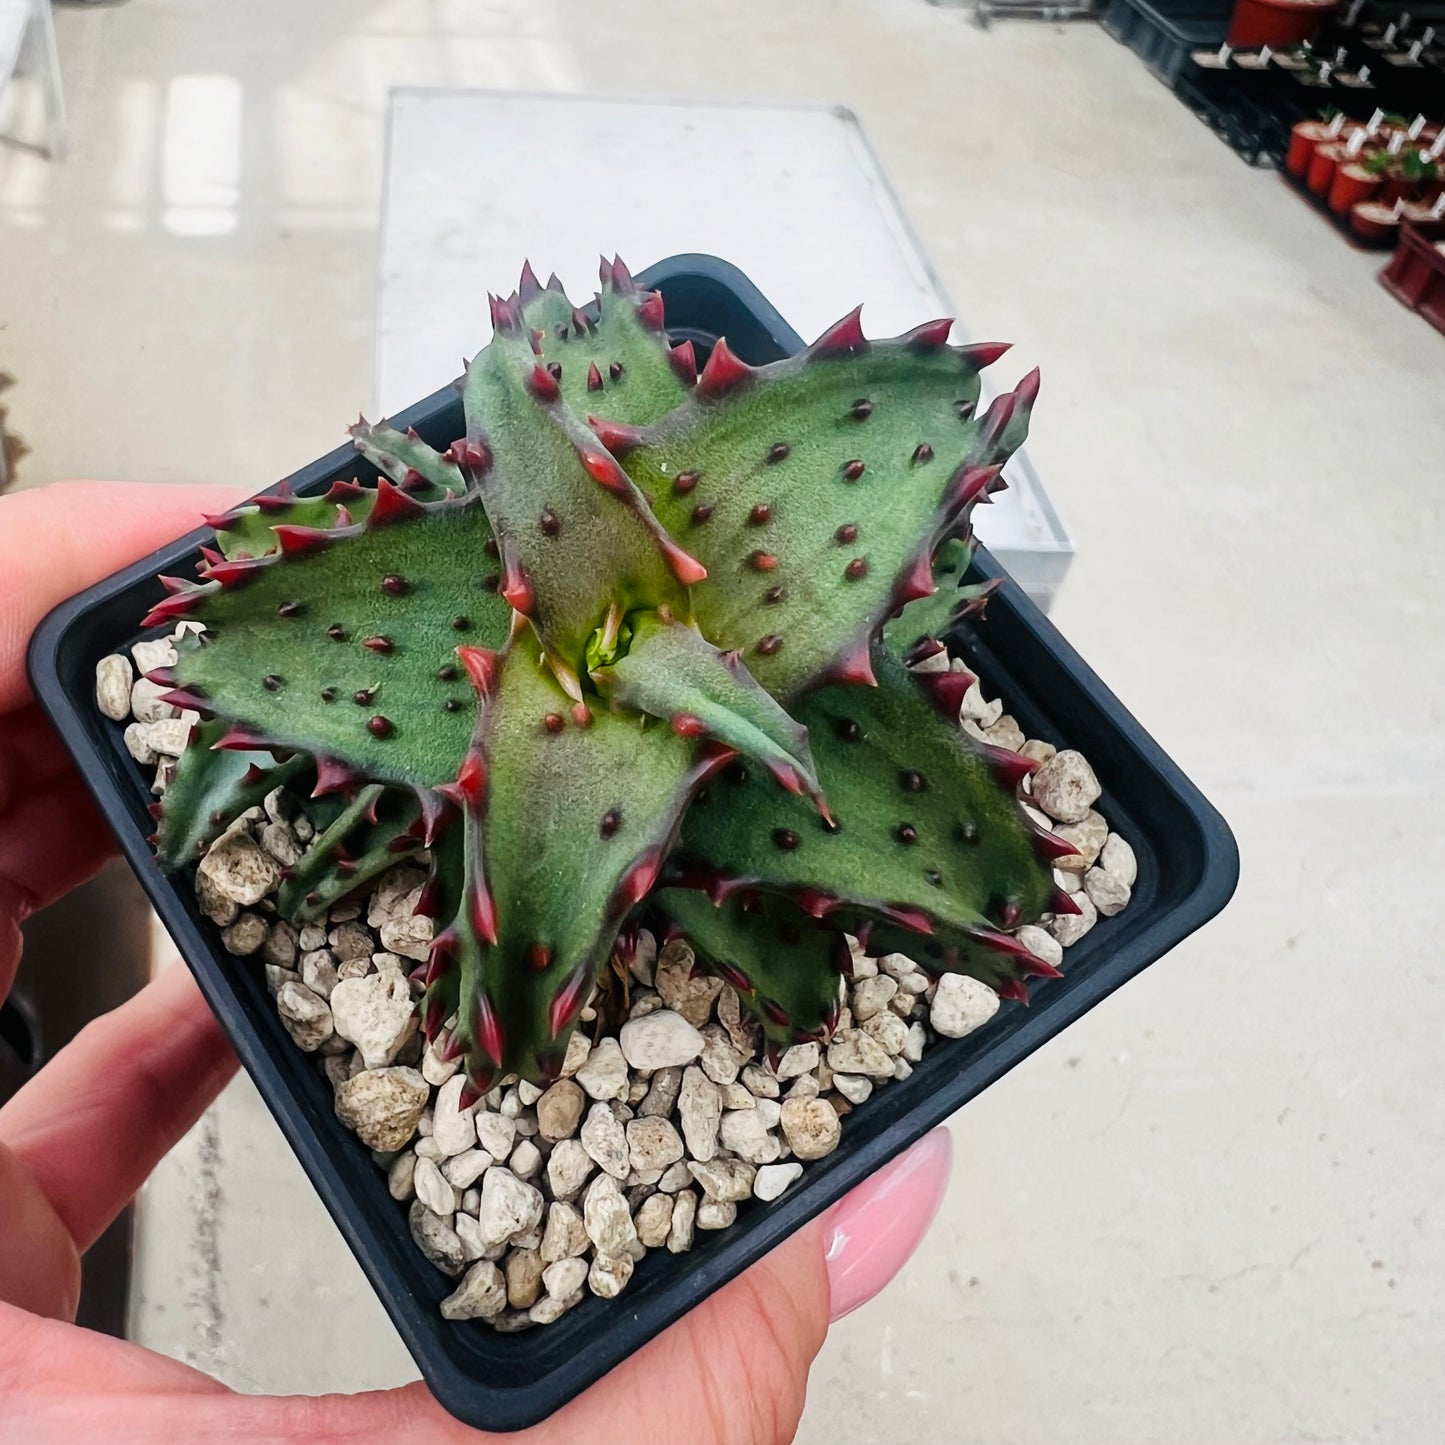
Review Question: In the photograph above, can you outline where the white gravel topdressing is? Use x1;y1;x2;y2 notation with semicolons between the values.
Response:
99;631;1135;1330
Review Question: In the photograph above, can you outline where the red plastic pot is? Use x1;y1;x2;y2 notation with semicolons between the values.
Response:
1329;162;1381;214
1351;200;1402;243
1287;120;1335;176
1228;0;1336;48
1307;142;1347;196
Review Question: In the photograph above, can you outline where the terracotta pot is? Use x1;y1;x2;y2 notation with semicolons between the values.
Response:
1329;162;1381;213
1307;142;1347;195
1351;199;1403;242
1287;119;1335;175
1228;0;1336;48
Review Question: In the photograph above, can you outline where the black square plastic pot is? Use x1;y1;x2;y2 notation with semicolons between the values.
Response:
28;254;1238;1432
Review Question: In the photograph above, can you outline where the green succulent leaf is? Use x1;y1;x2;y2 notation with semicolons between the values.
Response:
154;721;304;868
518;257;693;424
601;316;1036;698
592;609;824;807
277;784;423;921
166;494;512;789
459;328;700;677
210;428;458;563
675;645;1055;940
650;887;845;1045
432;633;717;1083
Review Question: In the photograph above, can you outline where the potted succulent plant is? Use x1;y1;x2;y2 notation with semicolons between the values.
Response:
32;254;1236;1431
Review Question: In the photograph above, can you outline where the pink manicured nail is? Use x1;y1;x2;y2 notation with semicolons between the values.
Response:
823;1128;953;1322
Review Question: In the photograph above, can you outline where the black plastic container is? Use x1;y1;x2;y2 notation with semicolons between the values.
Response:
27;254;1238;1432
1102;0;1233;86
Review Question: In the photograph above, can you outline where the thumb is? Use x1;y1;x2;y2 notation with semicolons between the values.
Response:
528;1126;955;1445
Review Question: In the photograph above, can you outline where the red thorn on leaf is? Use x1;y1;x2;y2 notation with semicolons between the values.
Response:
616;849;663;911
528;364;561;402
201;510;240;533
422;998;446;1043
469;878;499;947
959;341;1012;369
894;550;936;606
713;960;752;994
950;463;1003;512
609;254;635;294
1020;952;1063;980
158;574;193;596
904;317;954;350
811;304;866;355
924;669;973;720
452;438;491;478
1015;366;1041;413
546;271;565;295
997;977;1031;1005
584;418;644;457
325;478;366;503
416;790;454;849
571;307;592;336
141;591;200;629
578;446;629;492
1050;886;1084;917
474;990;505;1066
146;801;164;820
1034;828;1083;863
904;637;946;667
210;725;264;752
586;361;603;393
661;538;707;587
981;744;1039;790
368;477;427;527
456;749;488;807
827;639;878;689
571;703;593;729
976;393;1018;455
527;943;552;972
144;665;179;688
671;712;707;739
793;887;835;919
760;998;790;1029
202;557;266;588
312;756;365;797
549;966;593;1037
882;904;935;935
158;687;212;714
197;545;225;568
253;493;292;515
518;259;543;303
271;525;335;558
500;553;534;614
439;1028;467;1064
668;340;697;386
830;934;855;977
458;1078;486;1111
636;290;665;330
696;337;753;398
765;760;806;798
455;645;501;698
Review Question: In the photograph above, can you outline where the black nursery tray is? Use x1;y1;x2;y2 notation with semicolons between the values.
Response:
28;254;1238;1433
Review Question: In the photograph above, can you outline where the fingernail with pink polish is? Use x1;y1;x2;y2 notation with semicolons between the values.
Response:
823;1127;953;1322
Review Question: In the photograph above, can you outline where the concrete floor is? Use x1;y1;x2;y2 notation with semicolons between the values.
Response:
4;1;1444;1441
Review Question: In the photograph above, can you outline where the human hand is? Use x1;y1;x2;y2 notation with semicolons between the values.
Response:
0;480;953;1444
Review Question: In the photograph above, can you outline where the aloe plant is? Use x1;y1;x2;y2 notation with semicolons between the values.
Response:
140;257;1078;1095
